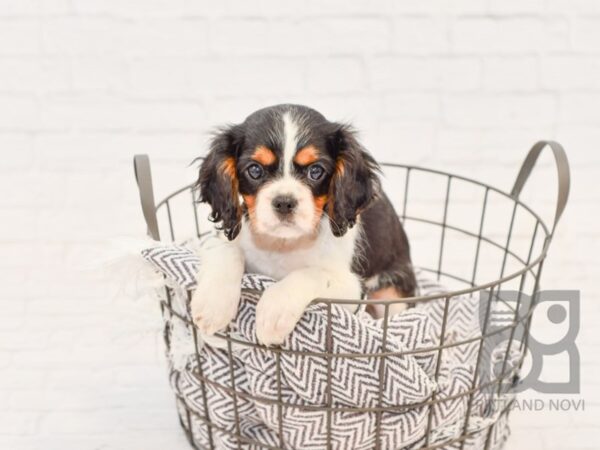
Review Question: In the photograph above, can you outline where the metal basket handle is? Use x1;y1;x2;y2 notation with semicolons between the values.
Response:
133;154;160;240
510;140;570;235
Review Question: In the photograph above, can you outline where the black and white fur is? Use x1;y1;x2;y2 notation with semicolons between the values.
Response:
192;104;416;345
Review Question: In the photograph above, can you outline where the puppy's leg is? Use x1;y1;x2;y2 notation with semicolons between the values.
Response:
191;236;245;335
255;267;361;346
368;286;408;318
365;265;417;318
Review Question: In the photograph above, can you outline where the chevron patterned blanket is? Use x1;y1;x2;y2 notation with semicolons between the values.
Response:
142;242;516;450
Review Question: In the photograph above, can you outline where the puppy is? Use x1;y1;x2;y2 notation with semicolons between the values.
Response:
192;104;416;345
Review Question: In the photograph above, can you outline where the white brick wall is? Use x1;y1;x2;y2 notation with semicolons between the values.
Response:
1;1;598;449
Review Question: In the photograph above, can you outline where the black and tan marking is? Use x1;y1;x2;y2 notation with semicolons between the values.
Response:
196;104;416;297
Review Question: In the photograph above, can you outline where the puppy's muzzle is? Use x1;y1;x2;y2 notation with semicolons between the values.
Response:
272;195;298;219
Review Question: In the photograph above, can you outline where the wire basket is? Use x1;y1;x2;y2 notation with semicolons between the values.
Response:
133;141;570;450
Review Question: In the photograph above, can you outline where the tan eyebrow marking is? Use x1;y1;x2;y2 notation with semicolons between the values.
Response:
293;145;319;166
252;146;277;165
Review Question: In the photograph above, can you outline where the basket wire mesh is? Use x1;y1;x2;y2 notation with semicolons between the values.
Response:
133;141;570;450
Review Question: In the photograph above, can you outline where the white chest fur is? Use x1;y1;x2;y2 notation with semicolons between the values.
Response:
238;218;360;281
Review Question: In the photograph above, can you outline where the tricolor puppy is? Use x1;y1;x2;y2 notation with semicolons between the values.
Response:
192;104;416;345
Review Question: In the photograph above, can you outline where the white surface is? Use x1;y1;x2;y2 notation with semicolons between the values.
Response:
0;1;598;449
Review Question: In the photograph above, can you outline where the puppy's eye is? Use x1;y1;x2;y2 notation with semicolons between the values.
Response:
307;164;325;181
247;163;264;180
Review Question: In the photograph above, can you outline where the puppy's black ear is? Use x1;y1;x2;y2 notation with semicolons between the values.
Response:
196;125;245;240
326;123;381;237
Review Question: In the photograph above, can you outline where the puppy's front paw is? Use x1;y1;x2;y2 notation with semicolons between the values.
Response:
255;282;311;346
191;276;241;336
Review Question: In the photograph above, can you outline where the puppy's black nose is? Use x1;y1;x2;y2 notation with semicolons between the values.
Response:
272;195;298;216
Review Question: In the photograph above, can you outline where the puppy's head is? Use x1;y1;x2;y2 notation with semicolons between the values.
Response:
196;104;380;241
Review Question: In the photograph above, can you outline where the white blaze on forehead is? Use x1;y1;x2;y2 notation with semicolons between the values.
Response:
250;111;316;239
282;112;299;176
